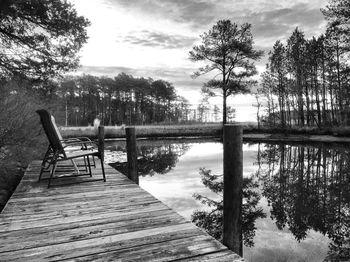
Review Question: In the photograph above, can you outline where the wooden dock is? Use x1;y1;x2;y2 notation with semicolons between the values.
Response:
0;160;242;261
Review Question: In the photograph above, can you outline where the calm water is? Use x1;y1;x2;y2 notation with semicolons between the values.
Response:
105;139;350;262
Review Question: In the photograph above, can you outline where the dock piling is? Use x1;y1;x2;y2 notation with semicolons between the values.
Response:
126;127;138;184
98;125;105;161
223;125;243;256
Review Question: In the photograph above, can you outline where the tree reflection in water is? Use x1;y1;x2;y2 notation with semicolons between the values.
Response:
191;168;266;251
192;142;350;261
257;143;350;261
111;141;191;176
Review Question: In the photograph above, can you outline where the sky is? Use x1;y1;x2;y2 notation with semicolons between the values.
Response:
70;0;329;122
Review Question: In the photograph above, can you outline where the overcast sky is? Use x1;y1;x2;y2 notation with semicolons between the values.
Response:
70;0;328;121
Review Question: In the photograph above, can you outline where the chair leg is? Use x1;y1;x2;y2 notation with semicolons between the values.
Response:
38;166;45;182
86;156;95;168
83;157;88;172
48;161;58;188
39;145;52;182
100;158;106;182
86;156;93;177
71;159;80;174
92;156;96;168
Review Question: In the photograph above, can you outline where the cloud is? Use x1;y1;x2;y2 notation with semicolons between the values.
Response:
77;65;137;76
120;30;197;49
163;0;219;26
247;3;326;39
107;0;219;28
233;3;327;67
106;0;327;32
105;0;326;60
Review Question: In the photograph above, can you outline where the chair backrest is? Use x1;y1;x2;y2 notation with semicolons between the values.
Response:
51;115;64;140
36;109;64;153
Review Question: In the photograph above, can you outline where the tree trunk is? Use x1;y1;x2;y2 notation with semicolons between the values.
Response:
223;90;227;124
335;42;343;124
305;80;310;126
321;43;327;125
314;69;322;126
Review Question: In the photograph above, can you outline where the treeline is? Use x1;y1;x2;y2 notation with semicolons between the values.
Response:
57;73;192;126
259;2;350;128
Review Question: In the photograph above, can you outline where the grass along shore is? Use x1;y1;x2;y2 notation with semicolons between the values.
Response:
60;124;350;143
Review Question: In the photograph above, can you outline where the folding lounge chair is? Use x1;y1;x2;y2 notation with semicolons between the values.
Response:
36;109;106;187
49;113;96;171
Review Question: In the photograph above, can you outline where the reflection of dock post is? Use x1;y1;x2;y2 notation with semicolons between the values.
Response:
223;125;243;256
126;127;139;184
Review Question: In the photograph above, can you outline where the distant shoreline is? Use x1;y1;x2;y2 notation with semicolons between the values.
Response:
60;124;350;144
243;133;350;144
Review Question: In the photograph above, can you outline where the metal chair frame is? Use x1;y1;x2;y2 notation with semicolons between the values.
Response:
36;109;106;188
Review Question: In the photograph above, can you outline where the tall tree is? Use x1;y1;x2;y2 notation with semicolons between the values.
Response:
197;98;210;122
151;80;176;123
287;28;306;126
0;0;90;80
322;0;350;40
253;93;262;128
213;105;221;122
260;70;277;126
321;0;350;125
189;20;263;124
269;41;288;128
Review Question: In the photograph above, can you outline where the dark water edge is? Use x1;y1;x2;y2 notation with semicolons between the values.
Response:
0;168;22;212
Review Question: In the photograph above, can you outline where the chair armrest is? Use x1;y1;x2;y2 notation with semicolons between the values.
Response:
63;140;97;149
61;138;80;143
61;137;92;143
72;137;92;141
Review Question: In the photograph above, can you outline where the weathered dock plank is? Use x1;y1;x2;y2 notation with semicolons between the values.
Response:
0;160;243;261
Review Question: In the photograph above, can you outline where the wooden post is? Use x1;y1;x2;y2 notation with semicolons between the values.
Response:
126;127;138;184
98;125;105;161
223;125;243;256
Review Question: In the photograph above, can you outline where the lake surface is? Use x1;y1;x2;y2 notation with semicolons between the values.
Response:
105;139;350;262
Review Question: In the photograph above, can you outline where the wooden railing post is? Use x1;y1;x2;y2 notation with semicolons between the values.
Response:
98;125;105;161
223;125;243;256
126;127;138;184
